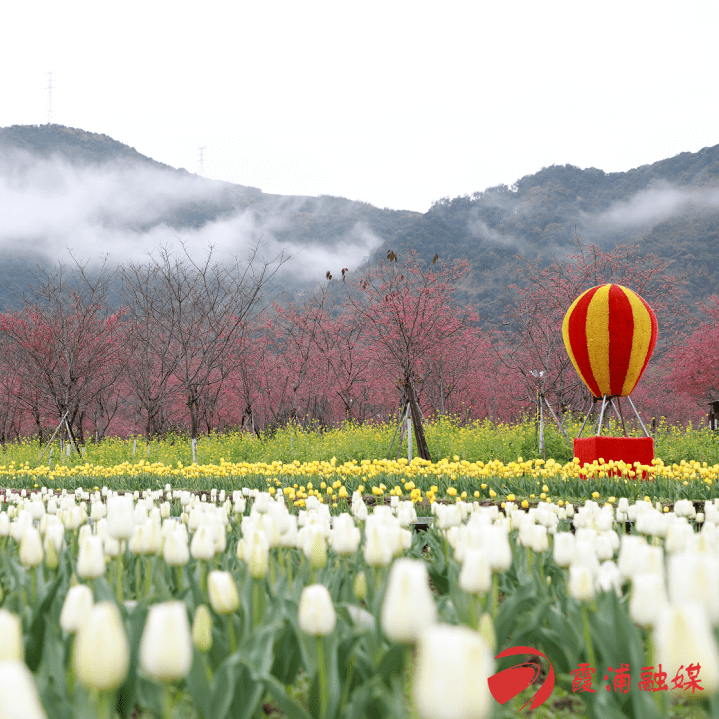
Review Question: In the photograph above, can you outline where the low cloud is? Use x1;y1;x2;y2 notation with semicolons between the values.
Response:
0;149;382;283
467;214;519;249
593;181;719;229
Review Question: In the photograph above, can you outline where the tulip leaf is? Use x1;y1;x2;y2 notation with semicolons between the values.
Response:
135;677;165;717
535;629;577;676
90;576;117;603
35;637;74;719
260;672;314;719
208;662;235;719
185;560;206;609
116;602;149;719
228;666;265;719
424;532;449;595
24;572;62;671
68;685;105;719
185;647;211;718
270;619;302;685
376;644;407;686
494;581;543;651
337;674;390;719
209;624;280;719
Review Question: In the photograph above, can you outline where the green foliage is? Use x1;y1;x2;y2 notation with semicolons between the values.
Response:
9;417;719;470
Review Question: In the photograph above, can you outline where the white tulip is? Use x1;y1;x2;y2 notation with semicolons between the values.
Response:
298;584;336;637
140;601;193;682
630;573;668;628
381;559;437;643
106;495;135;540
0;661;48;719
74;602;130;690
413;624;494;719
458;548;492;595
0;610;23;661
568;564;594;602
76;535;106;579
60;584;94;634
207;571;240;614
653;602;719;694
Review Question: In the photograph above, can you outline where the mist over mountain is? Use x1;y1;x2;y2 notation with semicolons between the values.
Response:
1;123;718;317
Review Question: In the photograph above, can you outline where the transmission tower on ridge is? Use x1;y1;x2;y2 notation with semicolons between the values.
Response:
198;146;206;176
45;71;56;124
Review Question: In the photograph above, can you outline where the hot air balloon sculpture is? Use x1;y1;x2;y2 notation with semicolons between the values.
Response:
562;284;657;474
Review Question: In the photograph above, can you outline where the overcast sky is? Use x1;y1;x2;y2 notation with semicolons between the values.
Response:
2;0;718;213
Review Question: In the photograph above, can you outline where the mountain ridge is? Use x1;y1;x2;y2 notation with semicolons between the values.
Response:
1;123;718;317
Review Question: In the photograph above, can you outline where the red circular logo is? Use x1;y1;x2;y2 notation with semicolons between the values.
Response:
488;646;555;711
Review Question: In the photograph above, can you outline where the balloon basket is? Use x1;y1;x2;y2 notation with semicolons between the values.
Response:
574;437;654;479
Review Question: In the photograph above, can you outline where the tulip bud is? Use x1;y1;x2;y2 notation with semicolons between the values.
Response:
74;602;130;690
106;495;135;540
140;601;193;682
305;529;327;569
0;609;23;661
44;523;65;554
458;549;492;595
143;519;163;555
653;602;719;694
249;541;269;579
485;526;512;572
253;492;271;514
0;661;49;719
596;560;622;595
553;532;576;567
413;624;494;719
190;525;215;561
568;564;595;602
214;524;227;554
19;527;43;568
669;552;719;624
60;584;94;634
236;538;246;562
381;558;437;643
193;605;213;652
478;613;496;653
128;525;145;555
331;514;361;556
207;571;240;614
90;502;105;523
78;524;93;546
76;536;106;579
354;571;367;601
298;584;336;637
30;500;45;521
43;535;59;570
630;573;668;628
363;523;393;567
163;529;190;567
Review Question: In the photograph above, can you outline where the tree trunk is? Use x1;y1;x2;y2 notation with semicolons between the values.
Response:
404;377;431;461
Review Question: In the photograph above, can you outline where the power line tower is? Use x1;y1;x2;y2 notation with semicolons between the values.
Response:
45;71;56;124
197;146;206;176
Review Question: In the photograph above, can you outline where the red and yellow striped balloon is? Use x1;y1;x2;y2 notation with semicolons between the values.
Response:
562;284;658;398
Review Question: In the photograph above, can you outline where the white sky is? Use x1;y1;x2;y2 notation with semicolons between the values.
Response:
2;0;719;213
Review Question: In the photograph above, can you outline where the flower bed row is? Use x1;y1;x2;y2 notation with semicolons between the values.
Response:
0;483;717;718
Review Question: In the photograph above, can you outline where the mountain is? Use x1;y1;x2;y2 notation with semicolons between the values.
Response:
373;149;719;314
1;123;718;317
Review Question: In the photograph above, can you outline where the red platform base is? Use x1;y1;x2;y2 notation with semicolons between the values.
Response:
574;436;654;478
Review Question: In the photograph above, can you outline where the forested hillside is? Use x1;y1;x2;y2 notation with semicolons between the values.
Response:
1;123;718;318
